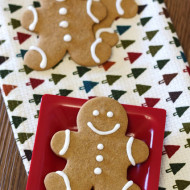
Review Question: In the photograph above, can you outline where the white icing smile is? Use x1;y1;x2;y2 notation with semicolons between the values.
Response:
87;122;120;135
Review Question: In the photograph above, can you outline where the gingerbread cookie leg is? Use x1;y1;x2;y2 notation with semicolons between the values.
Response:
68;38;112;66
122;181;141;190
95;177;140;190
45;169;93;190
44;172;69;190
24;36;67;71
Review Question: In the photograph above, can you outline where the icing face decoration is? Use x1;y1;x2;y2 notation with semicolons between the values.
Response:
107;111;113;118
77;97;128;136
93;110;99;116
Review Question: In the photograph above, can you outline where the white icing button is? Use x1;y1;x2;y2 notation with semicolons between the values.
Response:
59;8;67;15
107;111;113;118
63;34;72;42
97;144;104;150
96;155;103;162
93;110;99;116
59;21;69;28
94;167;102;175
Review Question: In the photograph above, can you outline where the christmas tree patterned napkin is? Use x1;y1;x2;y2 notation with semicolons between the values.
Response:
0;0;190;189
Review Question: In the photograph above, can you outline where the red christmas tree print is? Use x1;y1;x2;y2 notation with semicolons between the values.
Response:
163;145;180;158
124;52;142;64
183;66;190;76
142;98;160;107
2;84;17;96
13;32;31;44
26;78;45;89
100;61;116;71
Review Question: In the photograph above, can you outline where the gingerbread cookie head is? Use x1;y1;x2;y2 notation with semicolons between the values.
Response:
77;97;128;136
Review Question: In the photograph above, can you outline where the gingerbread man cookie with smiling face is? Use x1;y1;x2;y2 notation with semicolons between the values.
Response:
44;97;149;190
21;0;117;70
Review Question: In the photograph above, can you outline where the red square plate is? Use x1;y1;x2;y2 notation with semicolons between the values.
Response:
26;95;166;190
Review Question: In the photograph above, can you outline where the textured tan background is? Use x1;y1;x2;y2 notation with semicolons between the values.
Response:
0;0;189;189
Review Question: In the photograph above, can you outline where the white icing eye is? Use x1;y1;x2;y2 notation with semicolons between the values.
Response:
93;110;99;116
107;111;113;118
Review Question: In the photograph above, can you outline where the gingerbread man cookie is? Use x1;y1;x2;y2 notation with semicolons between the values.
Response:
44;97;149;190
21;0;116;70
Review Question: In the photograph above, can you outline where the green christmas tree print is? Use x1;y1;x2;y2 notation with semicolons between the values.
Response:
147;45;163;57
8;100;23;111
165;22;175;33
58;89;73;96
49;74;66;85
109;90;126;100
134;84;151;96
11;116;27;129
173;106;189;117
138;17;152;26
166;163;186;175
0;70;13;79
16;133;33;144
127;68;146;79
116;40;135;49
170;37;180;47
0;56;9;65
102;75;122;85
4;4;22;13
164;131;172;138
185;139;190;148
8;18;21;29
0;40;5;45
173;180;190;190
158;187;166;190
73;66;91;77
154;59;170;70
29;94;43;105
33;1;41;7
180;123;190;134
19;65;33;75
143;30;159;41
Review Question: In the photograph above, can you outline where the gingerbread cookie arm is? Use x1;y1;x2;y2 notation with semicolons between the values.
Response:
90;0;107;23
126;137;149;165
120;0;138;18
21;7;41;33
51;130;73;159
